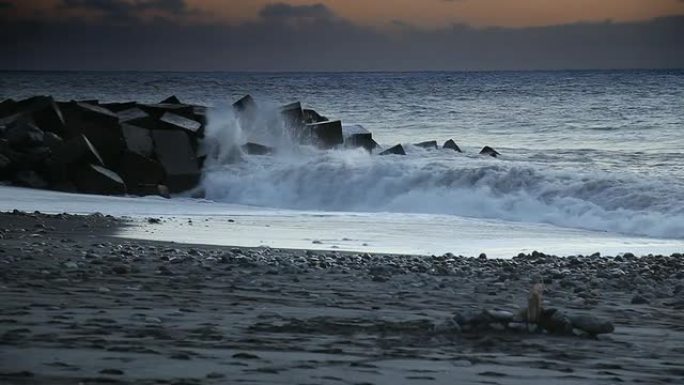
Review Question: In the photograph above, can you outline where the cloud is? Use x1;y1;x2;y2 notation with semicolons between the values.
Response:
0;1;13;10
59;0;192;21
259;3;335;21
0;3;682;71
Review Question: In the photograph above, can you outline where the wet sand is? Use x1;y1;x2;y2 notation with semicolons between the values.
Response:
0;211;683;384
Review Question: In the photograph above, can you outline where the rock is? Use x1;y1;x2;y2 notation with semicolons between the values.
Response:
631;295;648;305
151;129;200;193
0;98;18;119
59;102;123;166
72;164;126;195
233;95;256;112
347;133;378;152
303;108;328;123
539;308;573;335
134;184;170;198
139;103;195;120
160;112;203;135
15;96;66;134
379;144;406;156
480;146;501;157
112;264;130;275
5;121;44;148
160;95;182;104
281;102;304;128
570;314;614;335
117;151;165;194
433;317;462;334
0;153;11;175
121;123;154;157
242;142;273;155
486;309;514;323
443;139;462;152
43;131;63;151
305;120;344;149
116;107;149;123
100;102;137;112
414;140;438;149
14;170;48;189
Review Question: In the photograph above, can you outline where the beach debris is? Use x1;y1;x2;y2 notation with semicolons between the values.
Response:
527;283;544;325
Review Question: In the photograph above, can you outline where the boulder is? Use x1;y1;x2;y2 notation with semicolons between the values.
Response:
570;314;614;336
132;184;170;198
480;146;501;157
305;120;343;149
14;96;65;134
415;140;438;150
347;133;378;152
443;139;462;152
73;164;126;195
160;95;182;104
379;144;406;156
116;107;149;123
151;129;200;193
0;99;17;119
0;153;10;177
13;170;48;189
60;102;123;166
100;102;137;112
43;132;64;151
121;123;154;157
139;103;196;120
233;95;256;112
303;108;328;123
5;121;44;148
160;112;202;135
281;102;304;129
117;151;165;194
242;142;273;155
539;308;574;335
50;134;104;167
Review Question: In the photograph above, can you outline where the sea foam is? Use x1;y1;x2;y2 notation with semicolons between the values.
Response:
200;105;684;239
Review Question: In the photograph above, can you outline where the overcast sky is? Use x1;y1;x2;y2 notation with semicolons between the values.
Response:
1;0;683;71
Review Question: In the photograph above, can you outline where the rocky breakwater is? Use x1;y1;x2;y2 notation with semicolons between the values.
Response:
1;94;502;197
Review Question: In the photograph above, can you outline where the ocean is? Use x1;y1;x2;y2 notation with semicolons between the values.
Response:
1;70;683;255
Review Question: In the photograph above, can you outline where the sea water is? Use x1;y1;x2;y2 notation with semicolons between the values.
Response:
1;70;683;254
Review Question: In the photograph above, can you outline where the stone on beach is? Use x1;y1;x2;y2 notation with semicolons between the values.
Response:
570;314;615;336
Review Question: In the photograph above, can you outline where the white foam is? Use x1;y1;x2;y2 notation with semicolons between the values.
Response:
1;186;682;257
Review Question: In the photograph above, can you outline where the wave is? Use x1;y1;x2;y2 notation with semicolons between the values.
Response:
199;105;684;239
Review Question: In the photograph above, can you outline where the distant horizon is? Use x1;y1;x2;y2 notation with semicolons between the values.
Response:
2;1;683;72
1;67;683;74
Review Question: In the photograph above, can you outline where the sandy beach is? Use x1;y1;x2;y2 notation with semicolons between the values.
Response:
1;210;682;384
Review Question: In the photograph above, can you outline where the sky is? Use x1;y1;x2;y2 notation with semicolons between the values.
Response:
1;0;683;71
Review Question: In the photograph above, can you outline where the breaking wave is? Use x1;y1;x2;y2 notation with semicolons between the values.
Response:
199;105;684;239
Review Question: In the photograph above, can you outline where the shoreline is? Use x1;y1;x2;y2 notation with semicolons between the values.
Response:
1;210;683;384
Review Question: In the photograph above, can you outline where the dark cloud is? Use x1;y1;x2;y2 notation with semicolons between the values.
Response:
60;0;191;21
259;3;335;21
0;3;682;71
